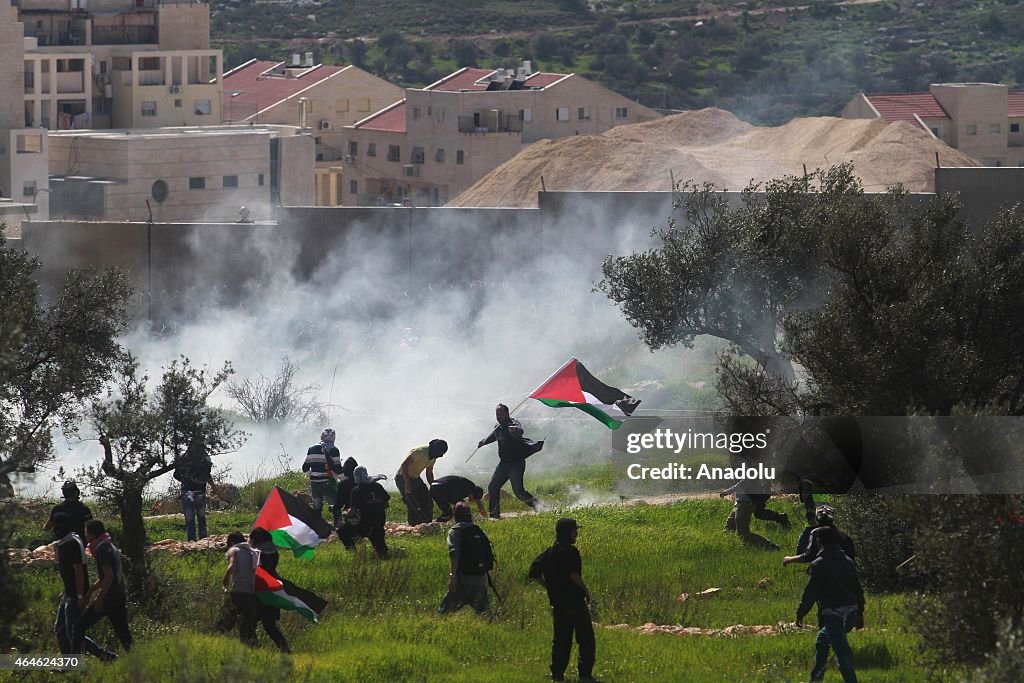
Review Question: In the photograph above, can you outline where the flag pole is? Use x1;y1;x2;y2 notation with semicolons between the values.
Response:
465;357;576;463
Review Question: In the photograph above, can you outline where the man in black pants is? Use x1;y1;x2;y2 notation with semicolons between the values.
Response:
248;527;290;653
529;518;597;683
74;520;132;658
52;513;107;659
479;403;543;519
430;475;487;522
219;531;259;647
338;466;391;558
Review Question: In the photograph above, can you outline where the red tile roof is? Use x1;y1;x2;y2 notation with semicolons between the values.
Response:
865;93;949;122
222;60;348;120
525;72;568;88
355;100;406;132
1009;92;1024;117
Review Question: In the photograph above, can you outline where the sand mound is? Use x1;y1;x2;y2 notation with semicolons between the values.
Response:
449;109;981;207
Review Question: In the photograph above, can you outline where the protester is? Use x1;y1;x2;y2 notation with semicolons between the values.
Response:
44;480;93;540
784;504;857;565
248;527;290;653
173;439;218;541
719;479;784;550
438;502;493;615
529;518;597;683
219;531;260;647
795;526;865;683
330;457;359;528
303;428;344;524
395;439;447;525
73;520;132;658
430;475;487;522
52;513;108;659
338;466;391;558
480;403;543;519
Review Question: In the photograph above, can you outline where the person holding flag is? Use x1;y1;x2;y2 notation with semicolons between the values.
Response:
480;403;543;519
303;427;344;524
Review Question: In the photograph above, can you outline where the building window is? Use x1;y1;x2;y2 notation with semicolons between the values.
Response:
456;150;464;165
23;181;37;198
930;127;941;137
966;124;977;135
614;106;628;119
223;175;238;188
195;99;212;115
141;101;157;117
411;147;425;164
336;98;349;112
435;148;445;163
578;107;591;121
189;176;205;190
1011;123;1021;133
349;141;357;156
387;145;400;162
258;173;265;186
357;98;370;112
990;123;1002;134
139;56;160;71
412;107;421;120
520;108;532;123
16;134;43;153
367;142;377;157
174;99;183;108
350;180;358;195
556;107;569;122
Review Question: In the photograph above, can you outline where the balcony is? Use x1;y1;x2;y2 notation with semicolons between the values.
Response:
457;113;522;134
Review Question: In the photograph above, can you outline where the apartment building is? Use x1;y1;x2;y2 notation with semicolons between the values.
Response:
47;125;313;222
222;55;403;130
843;83;1024;167
1;0;49;217
330;63;660;206
18;0;222;130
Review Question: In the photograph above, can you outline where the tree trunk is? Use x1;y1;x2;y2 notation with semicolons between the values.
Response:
117;484;149;596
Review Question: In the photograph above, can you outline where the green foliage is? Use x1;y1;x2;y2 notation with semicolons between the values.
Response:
832;494;917;592
9;499;932;680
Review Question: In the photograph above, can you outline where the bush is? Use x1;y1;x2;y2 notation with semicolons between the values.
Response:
832;494;917;592
973;619;1024;682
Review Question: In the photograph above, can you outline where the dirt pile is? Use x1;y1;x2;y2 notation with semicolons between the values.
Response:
608;620;805;638
450;108;981;207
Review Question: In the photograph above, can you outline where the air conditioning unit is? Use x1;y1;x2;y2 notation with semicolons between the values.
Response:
403;164;419;177
169;85;181;94
319;120;331;130
343;154;354;164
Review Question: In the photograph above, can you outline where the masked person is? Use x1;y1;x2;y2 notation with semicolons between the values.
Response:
73;520;132;658
303;428;344;524
479;404;543;519
395;439;447;525
173;439;217;541
784;504;857;565
52;513;109;659
45;480;93;541
338;466;391;558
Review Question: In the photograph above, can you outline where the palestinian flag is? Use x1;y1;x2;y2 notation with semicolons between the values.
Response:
255;566;327;623
253;486;333;559
530;358;641;430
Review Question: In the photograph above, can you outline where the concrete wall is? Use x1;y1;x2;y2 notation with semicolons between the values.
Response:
0;129;49;218
935;166;1024;228
158;3;210;50
0;1;25;132
932;83;1008;165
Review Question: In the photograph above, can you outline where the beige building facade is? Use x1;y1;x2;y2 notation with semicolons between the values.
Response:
47;125;313;222
843;83;1024;167
18;0;221;130
325;64;660;206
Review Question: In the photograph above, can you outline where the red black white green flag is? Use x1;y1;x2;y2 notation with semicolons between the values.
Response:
529;358;641;430
253;486;333;559
254;566;327;623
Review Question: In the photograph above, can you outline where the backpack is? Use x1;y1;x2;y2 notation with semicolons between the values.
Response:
457;524;494;575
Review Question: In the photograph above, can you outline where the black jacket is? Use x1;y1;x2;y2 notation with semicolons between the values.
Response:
481;418;544;462
796;546;866;621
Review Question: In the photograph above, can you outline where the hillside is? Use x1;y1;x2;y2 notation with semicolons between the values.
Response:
211;0;1024;125
450;108;980;207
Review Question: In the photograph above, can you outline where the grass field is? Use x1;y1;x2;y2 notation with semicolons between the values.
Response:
9;471;941;682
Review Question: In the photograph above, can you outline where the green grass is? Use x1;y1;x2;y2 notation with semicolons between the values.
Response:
10;494;940;682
